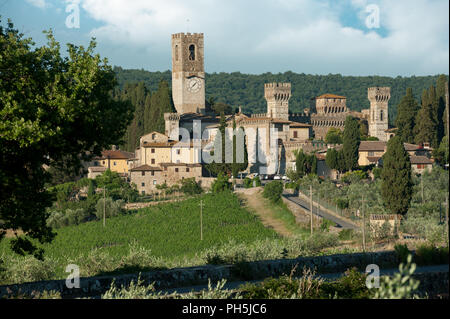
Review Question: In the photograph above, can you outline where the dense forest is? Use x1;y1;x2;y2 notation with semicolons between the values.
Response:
113;66;446;123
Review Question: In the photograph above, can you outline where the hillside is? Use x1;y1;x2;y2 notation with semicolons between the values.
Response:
0;192;280;283
113;66;446;123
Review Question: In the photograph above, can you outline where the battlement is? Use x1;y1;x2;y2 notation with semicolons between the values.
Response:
264;82;291;101
368;87;391;102
164;113;181;121
264;82;291;89
251;113;268;118
172;33;204;39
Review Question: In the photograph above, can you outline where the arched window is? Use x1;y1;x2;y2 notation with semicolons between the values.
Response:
189;44;195;61
380;110;383;121
175;45;179;61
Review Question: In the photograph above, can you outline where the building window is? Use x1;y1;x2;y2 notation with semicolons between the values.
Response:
175;168;179;173
151;148;155;153
176;149;181;155
175;45;179;61
151;171;155;176
189;44;195;61
380;110;383;121
293;131;298;138
152;133;156;140
368;152;374;156
141;182;145;187
102;161;105;165
153;180;157;185
151;159;155;164
113;161;116;166
141;171;145;176
186;167;190;172
164;166;167;171
94;161;98;166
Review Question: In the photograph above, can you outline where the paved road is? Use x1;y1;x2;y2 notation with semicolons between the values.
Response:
156;264;449;296
283;192;359;230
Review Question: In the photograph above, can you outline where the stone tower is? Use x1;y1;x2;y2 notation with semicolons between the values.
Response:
264;83;291;121
164;112;180;140
368;87;390;141
171;33;205;114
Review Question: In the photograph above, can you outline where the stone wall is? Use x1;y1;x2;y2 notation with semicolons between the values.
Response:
0;250;409;299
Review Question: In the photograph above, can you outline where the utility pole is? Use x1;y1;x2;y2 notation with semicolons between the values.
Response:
103;187;106;228
421;174;424;204
310;185;313;236
362;195;366;252
199;200;204;241
446;194;449;248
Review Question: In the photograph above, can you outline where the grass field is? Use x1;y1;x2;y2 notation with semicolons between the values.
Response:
0;191;283;281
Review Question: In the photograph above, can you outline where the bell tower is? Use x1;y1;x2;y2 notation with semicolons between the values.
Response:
264;83;291;121
171;33;205;114
368;87;390;141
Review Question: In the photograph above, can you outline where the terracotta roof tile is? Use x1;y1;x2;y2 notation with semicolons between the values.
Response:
130;165;162;171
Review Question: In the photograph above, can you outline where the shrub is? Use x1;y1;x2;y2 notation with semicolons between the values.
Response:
180;178;203;195
240;267;323;299
46;208;90;228
338;229;354;241
394;244;410;264
303;232;339;253
414;244;449;266
243;177;253;188
211;173;232;193
320;218;335;232
372;167;382;179
321;268;370;299
2;255;56;284
335;198;349;210
373;254;420;299
95;197;124;219
262;181;284;203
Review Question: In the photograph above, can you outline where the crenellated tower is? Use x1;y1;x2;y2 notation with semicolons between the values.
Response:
171;33;205;114
368;87;390;141
264;83;291;121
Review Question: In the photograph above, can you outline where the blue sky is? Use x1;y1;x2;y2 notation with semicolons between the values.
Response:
1;0;448;76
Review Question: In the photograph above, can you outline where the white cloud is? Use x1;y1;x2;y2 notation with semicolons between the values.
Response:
76;0;448;75
25;0;48;9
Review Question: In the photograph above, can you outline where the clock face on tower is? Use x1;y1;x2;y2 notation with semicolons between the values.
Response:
186;77;202;93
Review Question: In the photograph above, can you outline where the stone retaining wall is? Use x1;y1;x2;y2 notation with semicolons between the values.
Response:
1;251;403;298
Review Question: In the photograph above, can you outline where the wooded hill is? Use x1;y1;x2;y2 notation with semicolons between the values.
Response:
113;66;445;123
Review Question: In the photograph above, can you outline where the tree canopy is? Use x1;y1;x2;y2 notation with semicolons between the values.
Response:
0;20;134;257
395;88;420;144
381;136;413;216
342;116;361;172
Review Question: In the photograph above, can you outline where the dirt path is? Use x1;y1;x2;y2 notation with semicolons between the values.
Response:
236;187;293;238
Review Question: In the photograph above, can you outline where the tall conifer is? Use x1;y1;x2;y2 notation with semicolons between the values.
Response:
381;136;413;216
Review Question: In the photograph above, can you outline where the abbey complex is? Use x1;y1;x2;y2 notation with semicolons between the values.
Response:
87;33;433;194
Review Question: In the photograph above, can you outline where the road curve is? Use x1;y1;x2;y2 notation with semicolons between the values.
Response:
283;192;359;230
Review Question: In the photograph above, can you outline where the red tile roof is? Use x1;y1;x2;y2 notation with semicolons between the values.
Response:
359;141;387;151
95;150;134;160
410;156;433;165
130;165;162;171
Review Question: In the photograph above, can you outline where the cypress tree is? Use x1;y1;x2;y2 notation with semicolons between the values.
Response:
436;75;448;142
395;88;419;144
381;136;413;216
325;148;338;170
414;87;438;147
342;116;360;172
